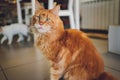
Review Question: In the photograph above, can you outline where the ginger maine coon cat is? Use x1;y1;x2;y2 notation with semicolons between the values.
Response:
32;0;116;80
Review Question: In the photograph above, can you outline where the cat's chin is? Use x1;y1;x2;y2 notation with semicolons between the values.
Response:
37;29;48;33
34;24;51;33
36;27;51;34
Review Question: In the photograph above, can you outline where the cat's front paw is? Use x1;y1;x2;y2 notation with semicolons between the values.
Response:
17;39;22;42
17;38;24;42
27;36;31;42
8;41;12;45
8;42;12;45
1;40;5;44
0;41;3;44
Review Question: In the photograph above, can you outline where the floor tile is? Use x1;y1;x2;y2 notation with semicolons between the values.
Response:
5;55;50;80
105;67;120;80
0;71;6;80
102;53;120;71
91;38;120;80
0;66;1;71
91;39;120;67
91;38;108;54
0;44;44;69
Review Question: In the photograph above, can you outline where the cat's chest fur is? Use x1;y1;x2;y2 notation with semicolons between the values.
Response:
35;33;62;61
35;34;50;50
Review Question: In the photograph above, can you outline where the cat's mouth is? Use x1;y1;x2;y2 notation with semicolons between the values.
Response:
37;25;43;29
34;24;43;30
34;24;51;33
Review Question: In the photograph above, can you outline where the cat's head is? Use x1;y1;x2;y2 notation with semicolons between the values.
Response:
32;0;64;34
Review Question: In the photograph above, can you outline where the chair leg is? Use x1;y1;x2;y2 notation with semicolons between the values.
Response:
74;0;80;30
69;13;75;29
16;0;22;23
48;0;54;9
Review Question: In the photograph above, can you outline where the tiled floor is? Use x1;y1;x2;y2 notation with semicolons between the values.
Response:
91;39;120;80
0;71;6;80
0;42;50;80
0;38;120;80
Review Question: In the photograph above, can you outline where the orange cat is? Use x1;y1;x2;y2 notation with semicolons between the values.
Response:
32;0;117;80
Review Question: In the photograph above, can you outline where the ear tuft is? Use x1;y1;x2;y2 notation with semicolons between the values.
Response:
35;0;44;10
50;5;60;15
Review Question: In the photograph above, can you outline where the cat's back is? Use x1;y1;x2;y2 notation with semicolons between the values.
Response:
61;29;92;50
65;29;88;40
11;23;27;29
64;29;89;41
11;23;28;33
62;29;101;57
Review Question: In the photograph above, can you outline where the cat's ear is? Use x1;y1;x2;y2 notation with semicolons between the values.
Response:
50;5;60;15
35;0;44;10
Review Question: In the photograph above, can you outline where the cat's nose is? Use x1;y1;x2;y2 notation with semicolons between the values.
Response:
39;21;44;25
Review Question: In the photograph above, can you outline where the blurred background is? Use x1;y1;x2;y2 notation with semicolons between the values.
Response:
0;0;120;80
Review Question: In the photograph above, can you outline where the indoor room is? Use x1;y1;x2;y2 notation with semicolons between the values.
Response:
0;0;120;80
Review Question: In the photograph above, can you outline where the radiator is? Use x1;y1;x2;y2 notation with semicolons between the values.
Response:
81;0;119;30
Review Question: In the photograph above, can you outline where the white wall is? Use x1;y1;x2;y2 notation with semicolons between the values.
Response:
80;0;119;30
109;25;120;54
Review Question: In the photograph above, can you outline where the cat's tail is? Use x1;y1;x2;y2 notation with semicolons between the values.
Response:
98;72;117;80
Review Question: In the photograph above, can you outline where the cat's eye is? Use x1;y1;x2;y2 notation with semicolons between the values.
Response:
46;17;50;21
35;16;41;21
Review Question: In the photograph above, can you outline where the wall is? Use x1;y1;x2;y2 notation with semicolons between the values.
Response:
80;0;119;30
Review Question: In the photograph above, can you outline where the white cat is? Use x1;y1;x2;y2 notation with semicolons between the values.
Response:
0;23;30;45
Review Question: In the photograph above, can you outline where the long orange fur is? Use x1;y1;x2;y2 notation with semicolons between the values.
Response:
32;0;117;80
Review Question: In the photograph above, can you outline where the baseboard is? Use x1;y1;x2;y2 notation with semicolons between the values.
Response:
81;29;108;34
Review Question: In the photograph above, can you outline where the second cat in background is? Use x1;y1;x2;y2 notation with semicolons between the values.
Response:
0;23;31;45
